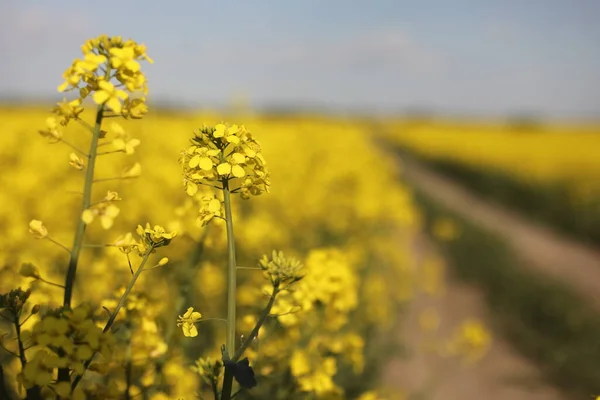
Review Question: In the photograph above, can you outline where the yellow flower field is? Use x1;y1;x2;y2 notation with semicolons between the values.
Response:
0;35;490;400
385;120;600;186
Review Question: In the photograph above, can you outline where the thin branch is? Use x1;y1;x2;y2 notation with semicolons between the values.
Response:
127;254;134;275
0;341;19;358
47;236;72;254
97;150;124;156
59;138;88;157
71;246;154;390
75;117;94;132
93;176;138;183
39;278;66;289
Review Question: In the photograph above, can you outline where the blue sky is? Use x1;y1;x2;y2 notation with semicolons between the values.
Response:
1;0;599;118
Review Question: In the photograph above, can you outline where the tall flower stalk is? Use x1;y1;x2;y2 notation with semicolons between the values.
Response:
180;123;281;398
21;36;178;396
50;35;152;309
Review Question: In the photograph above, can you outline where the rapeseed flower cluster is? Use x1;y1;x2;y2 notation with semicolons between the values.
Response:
58;34;152;116
18;304;114;397
181;123;270;200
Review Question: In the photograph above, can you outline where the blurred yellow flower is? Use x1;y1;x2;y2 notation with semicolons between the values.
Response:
29;220;48;239
111;123;140;154
69;152;85;170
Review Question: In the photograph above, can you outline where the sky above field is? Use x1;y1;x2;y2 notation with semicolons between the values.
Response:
1;0;599;118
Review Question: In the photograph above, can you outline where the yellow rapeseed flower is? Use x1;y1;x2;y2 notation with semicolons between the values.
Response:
93;80;128;113
29;220;48;239
177;307;202;337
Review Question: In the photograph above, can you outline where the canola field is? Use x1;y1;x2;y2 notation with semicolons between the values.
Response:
0;35;493;400
0;106;414;399
386;120;600;185
385;120;600;245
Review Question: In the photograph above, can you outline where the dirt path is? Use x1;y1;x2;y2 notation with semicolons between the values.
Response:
400;157;600;311
378;155;600;399
382;233;565;400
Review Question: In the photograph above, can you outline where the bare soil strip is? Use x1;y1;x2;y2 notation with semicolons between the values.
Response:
401;157;600;311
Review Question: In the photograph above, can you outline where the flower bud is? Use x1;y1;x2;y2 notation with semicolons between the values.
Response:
29;220;48;239
19;263;41;279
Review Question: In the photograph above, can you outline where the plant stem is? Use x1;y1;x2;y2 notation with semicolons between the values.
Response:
63;104;105;309
233;284;279;361
14;315;27;370
221;284;279;400
14;314;42;399
221;178;238;400
71;247;154;390
222;180;238;358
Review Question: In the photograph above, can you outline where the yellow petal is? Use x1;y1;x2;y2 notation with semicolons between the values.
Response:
106;97;123;113
189;155;200;168
232;153;246;164
183;307;194;319
113;138;126;150
207;199;221;212
191;311;202;320
186;182;198;196
232;165;246;178
100;215;114;230
199;157;213;171
183;323;198;337
217;163;231;175
82;210;95;224
92;90;110;105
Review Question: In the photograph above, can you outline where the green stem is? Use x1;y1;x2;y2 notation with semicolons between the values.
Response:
221;284;279;400
14;314;27;370
233;284;279;361
14;314;42;399
221;178;238;400
63;103;105;309
223;180;237;357
71;246;154;390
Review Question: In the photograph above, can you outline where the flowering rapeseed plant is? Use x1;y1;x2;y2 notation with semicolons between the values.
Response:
0;35;181;399
0;33;494;400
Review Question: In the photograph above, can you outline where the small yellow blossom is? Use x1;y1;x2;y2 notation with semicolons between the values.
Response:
197;196;223;226
82;204;120;229
122;97;148;119
158;257;169;266
136;223;177;248
177;307;202;337
29;220;48;239
111;123;140;154
53;98;84;125
109;47;141;72
69;152;85;170
123;162;142;178
112;233;138;254
93;80;128;113
259;250;304;285
38;117;62;142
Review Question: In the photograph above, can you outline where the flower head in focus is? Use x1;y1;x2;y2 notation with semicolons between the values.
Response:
136;223;177;248
177;307;202;337
259;250;304;286
56;34;152;119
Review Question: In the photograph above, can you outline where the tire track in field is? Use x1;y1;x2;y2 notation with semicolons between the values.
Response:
381;233;565;400
400;156;600;311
